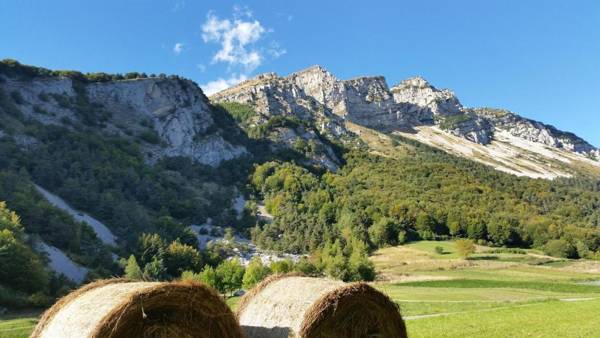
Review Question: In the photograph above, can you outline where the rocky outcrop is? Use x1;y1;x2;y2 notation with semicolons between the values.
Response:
212;66;599;162
1;74;246;166
390;77;495;143
442;113;494;144
87;78;246;165
475;108;599;159
390;76;462;121
210;67;354;169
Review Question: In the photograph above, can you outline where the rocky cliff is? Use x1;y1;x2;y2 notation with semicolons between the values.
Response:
0;66;246;166
211;66;599;165
474;108;600;159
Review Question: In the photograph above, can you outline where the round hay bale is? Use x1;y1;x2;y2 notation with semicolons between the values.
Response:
236;275;407;338
31;279;243;338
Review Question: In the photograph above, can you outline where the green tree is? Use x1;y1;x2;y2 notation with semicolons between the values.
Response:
180;270;202;282
368;217;396;247
143;257;166;281
138;233;166;266
243;257;270;289
416;212;435;240
124;255;143;280
165;241;202;277
347;239;375;281
293;257;317;276
216;259;245;295
198;265;220;290
455;239;476;258
0;229;48;293
0;203;48;293
269;259;293;274
544;239;577;258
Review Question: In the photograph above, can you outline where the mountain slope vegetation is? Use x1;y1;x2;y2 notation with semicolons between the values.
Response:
0;60;599;310
250;135;600;257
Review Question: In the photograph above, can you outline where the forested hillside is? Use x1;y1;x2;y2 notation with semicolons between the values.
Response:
1;60;599;310
249;135;600;258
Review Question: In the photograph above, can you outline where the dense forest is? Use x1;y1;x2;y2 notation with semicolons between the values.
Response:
249;136;600;259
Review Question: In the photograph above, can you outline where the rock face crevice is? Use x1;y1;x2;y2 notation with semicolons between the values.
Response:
211;66;599;162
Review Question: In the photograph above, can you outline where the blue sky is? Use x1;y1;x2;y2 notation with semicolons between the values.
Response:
1;0;599;146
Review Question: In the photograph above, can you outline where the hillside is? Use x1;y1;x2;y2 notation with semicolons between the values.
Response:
1;59;599;310
212;66;600;179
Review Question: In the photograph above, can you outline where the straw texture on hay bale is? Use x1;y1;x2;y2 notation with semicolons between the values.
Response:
237;275;407;338
31;279;243;338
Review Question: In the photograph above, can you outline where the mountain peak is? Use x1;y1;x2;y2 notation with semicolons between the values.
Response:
209;65;599;169
394;76;433;89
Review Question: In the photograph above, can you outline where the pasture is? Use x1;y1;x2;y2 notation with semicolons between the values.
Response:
373;241;600;337
2;240;600;337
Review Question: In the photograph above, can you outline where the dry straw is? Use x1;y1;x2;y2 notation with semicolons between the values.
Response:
31;278;243;338
236;274;407;338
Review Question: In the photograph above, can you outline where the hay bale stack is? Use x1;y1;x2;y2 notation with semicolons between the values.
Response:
31;279;243;338
237;275;407;338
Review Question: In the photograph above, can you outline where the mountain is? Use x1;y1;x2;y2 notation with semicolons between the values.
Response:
0;60;246;166
1;59;600;309
211;66;600;179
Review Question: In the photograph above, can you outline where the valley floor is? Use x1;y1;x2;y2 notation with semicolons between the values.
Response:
372;241;600;337
3;240;600;338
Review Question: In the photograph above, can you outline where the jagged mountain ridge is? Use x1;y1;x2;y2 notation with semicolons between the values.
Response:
211;65;600;178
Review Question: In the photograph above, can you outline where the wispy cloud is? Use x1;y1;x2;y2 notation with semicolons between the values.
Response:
173;42;184;55
268;41;287;59
201;74;248;96
200;7;285;95
201;11;265;71
172;0;185;12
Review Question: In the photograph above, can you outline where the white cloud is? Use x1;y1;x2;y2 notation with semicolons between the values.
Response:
199;7;286;95
233;5;253;19
201;12;265;71
173;42;184;55
268;41;287;59
201;74;248;96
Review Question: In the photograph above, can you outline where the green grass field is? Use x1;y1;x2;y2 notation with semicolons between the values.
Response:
407;298;600;338
2;240;600;338
372;241;600;337
0;313;39;338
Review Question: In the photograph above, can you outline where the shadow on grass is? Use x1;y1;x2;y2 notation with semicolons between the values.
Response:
466;255;499;261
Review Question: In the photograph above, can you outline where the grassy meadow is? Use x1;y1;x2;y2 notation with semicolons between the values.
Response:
2;240;600;338
0;312;40;338
372;241;600;337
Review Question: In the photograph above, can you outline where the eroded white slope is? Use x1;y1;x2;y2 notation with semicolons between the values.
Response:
394;126;600;179
35;241;89;283
34;184;117;246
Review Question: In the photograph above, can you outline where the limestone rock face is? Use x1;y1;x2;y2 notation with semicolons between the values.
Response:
1;75;246;166
390;76;463;122
210;67;354;170
211;66;599;162
475;108;599;159
444;114;494;145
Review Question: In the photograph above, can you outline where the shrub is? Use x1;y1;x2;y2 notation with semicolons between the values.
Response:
124;255;143;280
243;257;271;289
138;130;161;144
544;239;577;258
216;102;256;125
455;239;476;258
